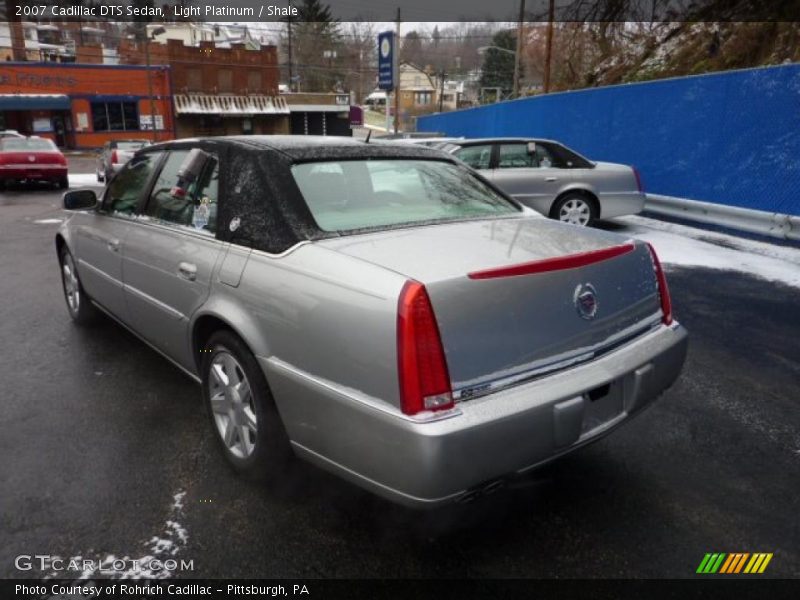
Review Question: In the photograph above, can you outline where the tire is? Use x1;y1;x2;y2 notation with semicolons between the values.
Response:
202;330;292;480
59;248;98;325
58;176;69;190
0;179;5;191
551;193;598;227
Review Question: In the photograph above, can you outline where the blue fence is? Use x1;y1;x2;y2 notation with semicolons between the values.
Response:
418;64;800;216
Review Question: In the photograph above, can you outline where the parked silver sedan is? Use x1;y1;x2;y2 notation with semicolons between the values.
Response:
96;139;150;182
440;138;646;226
57;136;686;508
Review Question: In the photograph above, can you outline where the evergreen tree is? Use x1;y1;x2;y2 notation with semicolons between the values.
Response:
479;30;519;101
288;0;342;92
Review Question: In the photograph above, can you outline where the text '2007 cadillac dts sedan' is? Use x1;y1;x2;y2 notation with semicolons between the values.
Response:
56;136;687;508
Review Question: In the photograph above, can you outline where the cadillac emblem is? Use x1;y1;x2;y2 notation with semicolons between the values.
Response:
574;283;599;320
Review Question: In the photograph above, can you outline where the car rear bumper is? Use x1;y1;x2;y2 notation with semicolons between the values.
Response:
262;322;688;509
0;165;67;181
599;191;646;219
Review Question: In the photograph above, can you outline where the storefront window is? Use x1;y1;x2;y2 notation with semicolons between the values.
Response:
91;101;140;132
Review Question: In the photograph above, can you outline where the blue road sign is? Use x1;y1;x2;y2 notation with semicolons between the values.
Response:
378;31;396;91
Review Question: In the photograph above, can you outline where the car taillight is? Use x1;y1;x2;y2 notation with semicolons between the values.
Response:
633;167;644;193
111;149;118;164
646;243;673;325
397;280;453;415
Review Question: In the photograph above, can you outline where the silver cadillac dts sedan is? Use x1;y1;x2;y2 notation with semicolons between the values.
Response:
57;136;687;508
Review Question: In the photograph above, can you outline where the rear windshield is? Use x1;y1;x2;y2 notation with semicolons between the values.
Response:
115;141;148;151
292;159;518;232
1;138;57;151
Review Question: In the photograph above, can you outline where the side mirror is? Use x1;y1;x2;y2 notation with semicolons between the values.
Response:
526;142;536;155
63;189;98;211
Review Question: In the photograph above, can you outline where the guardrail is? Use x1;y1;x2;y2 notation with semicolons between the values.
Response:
645;195;800;242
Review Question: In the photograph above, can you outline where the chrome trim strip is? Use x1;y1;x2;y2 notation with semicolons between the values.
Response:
453;312;663;401
126;215;223;244
123;283;186;321
77;259;123;287
249;240;311;259
265;356;462;424
90;301;201;384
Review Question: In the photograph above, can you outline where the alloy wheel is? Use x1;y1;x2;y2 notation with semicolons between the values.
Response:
558;198;591;226
62;254;80;314
209;351;258;459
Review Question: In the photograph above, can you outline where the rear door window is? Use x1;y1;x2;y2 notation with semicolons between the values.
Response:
498;143;558;169
453;144;493;170
144;150;219;234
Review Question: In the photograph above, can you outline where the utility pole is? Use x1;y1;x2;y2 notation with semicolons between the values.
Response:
140;23;158;142
512;0;525;98
438;69;445;112
287;1;294;92
543;0;555;93
393;8;401;134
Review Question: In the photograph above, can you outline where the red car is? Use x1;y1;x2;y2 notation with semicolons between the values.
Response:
0;136;68;190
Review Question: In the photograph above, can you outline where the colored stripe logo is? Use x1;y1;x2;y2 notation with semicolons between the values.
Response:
696;553;773;574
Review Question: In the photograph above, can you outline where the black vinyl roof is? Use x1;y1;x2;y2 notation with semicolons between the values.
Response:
148;135;453;163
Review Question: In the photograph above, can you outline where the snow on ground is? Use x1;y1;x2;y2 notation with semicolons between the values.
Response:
617;215;800;289
69;173;102;187
45;489;190;581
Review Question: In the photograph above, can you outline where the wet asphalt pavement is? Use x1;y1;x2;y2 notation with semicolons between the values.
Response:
1;158;798;579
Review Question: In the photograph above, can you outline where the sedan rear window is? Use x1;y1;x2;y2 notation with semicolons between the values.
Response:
292;159;518;232
0;138;57;151
115;141;149;151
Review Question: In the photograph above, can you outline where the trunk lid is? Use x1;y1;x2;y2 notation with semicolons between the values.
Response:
318;217;662;396
0;150;64;165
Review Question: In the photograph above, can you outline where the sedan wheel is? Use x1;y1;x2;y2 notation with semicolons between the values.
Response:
59;248;97;325
209;351;258;459
202;330;292;479
553;194;596;227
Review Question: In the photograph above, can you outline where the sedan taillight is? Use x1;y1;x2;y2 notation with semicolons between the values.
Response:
111;149;118;164
397;281;453;415
646;243;673;325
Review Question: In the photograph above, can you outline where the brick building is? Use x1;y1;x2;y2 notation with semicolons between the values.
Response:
119;38;289;137
0;62;172;148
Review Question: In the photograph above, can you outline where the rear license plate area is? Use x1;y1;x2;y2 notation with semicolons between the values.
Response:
581;380;624;435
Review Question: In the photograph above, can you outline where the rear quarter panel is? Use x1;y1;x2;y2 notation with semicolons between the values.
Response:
200;243;408;412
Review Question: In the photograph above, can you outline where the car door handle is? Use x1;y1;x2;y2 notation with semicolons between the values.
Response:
177;262;197;281
545;177;558;182
107;238;120;252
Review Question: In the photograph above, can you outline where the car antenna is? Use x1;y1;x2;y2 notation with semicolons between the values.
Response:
364;130;372;144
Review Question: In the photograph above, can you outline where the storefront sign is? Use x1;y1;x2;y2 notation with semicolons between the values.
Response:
0;71;78;89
